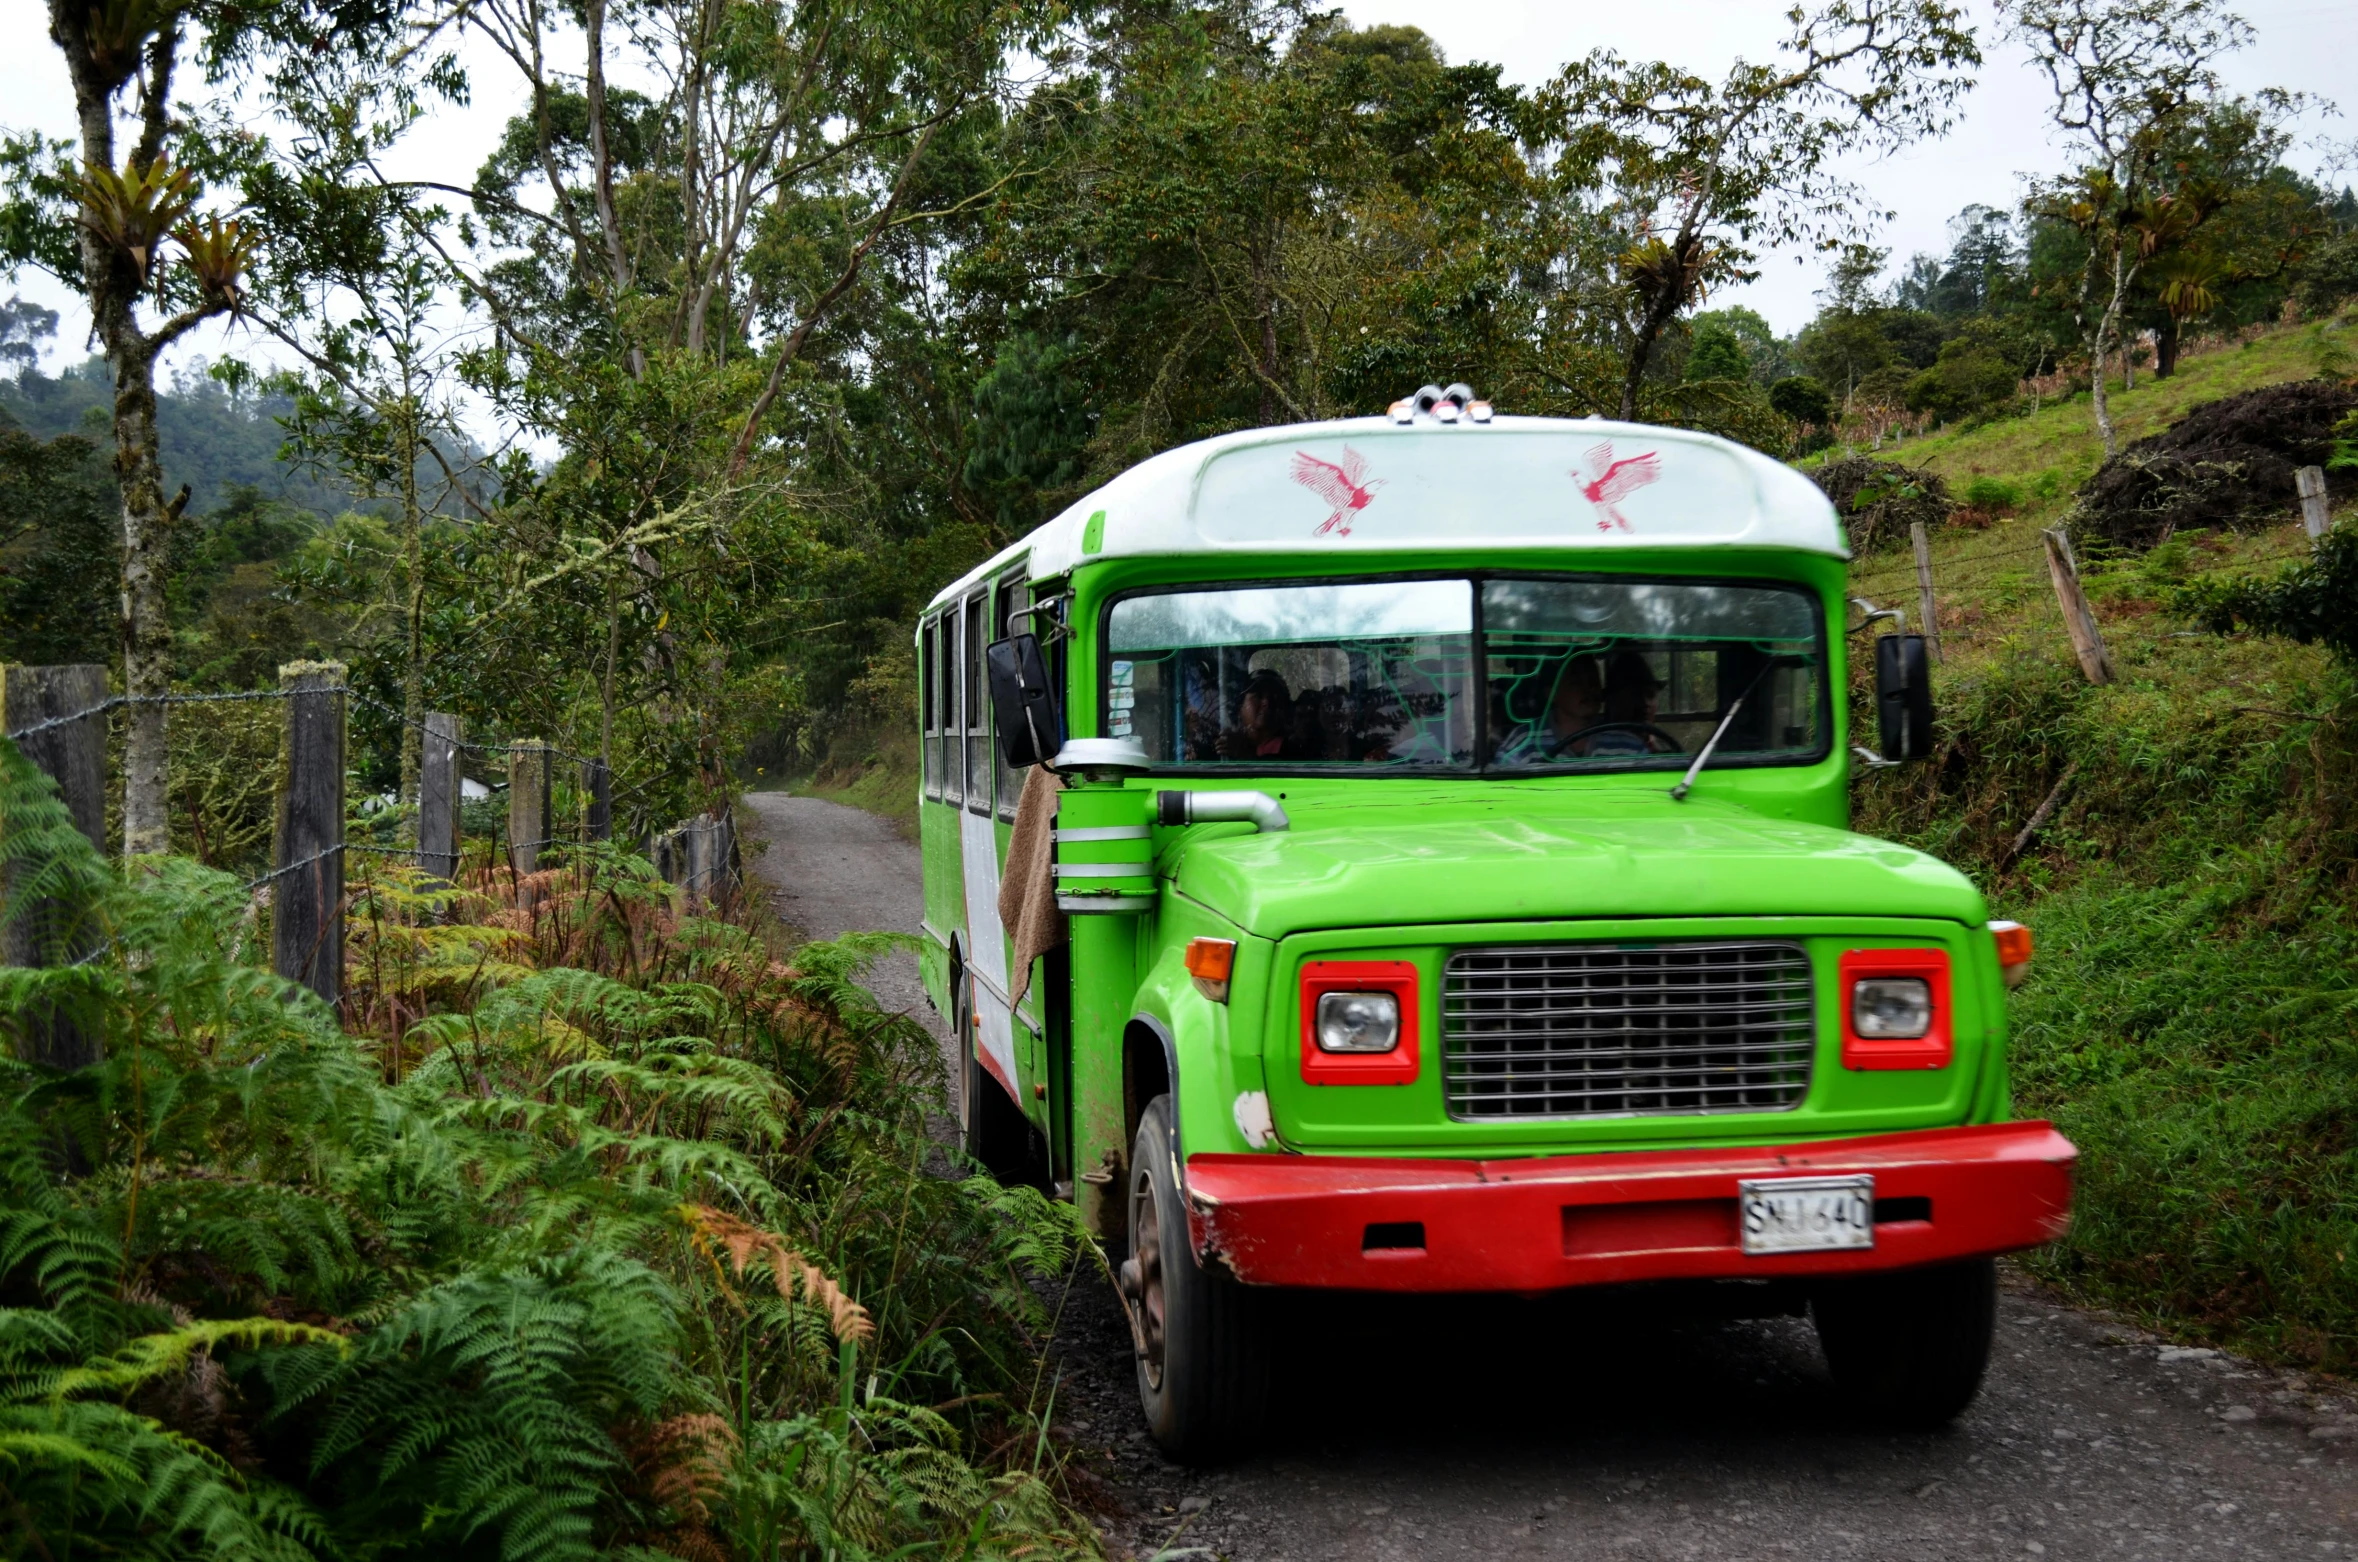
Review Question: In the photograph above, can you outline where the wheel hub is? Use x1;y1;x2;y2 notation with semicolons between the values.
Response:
1126;1165;1167;1388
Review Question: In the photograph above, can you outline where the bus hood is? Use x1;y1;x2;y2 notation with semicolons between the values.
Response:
1163;791;1985;937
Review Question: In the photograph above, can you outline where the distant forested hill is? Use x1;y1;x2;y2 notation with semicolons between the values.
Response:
0;356;356;517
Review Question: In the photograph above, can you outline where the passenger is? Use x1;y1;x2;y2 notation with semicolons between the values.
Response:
1216;670;1295;759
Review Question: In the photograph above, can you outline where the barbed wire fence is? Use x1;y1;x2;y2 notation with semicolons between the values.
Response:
1;660;740;1010
1846;479;2330;680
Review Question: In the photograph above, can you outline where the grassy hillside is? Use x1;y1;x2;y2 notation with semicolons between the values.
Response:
1826;324;2334;522
1845;325;2358;1371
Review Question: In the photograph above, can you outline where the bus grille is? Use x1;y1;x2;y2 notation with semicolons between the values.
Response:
1442;942;1815;1119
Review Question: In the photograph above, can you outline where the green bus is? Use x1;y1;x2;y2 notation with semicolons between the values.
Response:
916;384;2073;1458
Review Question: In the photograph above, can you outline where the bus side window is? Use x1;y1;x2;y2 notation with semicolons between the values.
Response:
964;593;989;815
942;610;963;807
920;617;939;800
995;576;1028;821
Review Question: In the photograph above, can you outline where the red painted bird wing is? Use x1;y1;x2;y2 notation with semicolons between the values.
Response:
1290;451;1360;510
1589;451;1662;506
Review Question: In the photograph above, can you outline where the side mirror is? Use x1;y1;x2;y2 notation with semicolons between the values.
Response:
1874;634;1935;762
985;633;1065;769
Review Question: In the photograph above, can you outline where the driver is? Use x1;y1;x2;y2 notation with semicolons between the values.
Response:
1488;654;1601;765
1583;650;1681;755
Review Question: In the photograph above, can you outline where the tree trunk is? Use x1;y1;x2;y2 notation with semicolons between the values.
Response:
1618;279;1685;422
2087;246;2134;460
398;399;424;819
2156;315;2180;379
52;4;192;858
584;0;644;379
112;348;176;856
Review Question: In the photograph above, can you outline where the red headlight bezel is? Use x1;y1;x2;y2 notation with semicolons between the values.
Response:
1298;960;1420;1086
1839;947;1953;1071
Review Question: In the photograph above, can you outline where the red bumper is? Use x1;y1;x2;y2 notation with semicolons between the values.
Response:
1185;1122;2075;1292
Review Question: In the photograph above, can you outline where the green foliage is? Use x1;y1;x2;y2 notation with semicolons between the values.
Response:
1769;374;1834;427
0;746;1103;1560
964;332;1097;535
0;410;116;667
1959;475;2023;512
2181;524;2358;665
1683;315;1752;382
1905;335;2022;423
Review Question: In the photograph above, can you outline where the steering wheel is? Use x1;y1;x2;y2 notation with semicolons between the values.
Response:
1546;721;1685;757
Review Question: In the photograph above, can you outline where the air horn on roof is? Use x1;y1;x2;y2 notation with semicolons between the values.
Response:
1388;382;1493;425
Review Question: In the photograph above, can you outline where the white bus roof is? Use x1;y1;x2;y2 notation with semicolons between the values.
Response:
925;414;1845;612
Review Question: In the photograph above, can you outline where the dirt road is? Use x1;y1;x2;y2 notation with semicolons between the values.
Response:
741;793;2358;1561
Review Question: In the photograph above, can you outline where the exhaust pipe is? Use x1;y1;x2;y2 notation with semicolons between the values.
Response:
1156;790;1289;833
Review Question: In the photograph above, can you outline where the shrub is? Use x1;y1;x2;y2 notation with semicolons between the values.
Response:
1960;475;2024;514
1809;457;1953;551
1904;339;2021;424
1769;375;1834;427
2181;523;2358;667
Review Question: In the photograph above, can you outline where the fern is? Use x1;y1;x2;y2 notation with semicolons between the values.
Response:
0;753;1108;1560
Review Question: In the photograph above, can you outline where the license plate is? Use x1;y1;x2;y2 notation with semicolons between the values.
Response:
1738;1175;1875;1255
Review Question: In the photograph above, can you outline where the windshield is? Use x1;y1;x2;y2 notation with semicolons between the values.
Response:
1103;576;1825;772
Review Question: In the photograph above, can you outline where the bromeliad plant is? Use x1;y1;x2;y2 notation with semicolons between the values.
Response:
0;742;1102;1561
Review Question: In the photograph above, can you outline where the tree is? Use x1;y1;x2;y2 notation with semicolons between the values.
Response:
1546;0;1979;420
1770;373;1835;426
1684;313;1752;381
270;242;477;813
11;5;256;852
2002;0;2257;455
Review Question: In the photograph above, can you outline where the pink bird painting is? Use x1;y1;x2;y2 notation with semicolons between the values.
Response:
1575;441;1662;532
1289;446;1385;537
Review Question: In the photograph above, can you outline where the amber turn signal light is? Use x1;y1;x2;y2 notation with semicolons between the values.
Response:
1989;920;2033;987
1185;937;1236;1004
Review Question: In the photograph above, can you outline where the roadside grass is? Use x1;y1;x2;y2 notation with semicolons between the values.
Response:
1844;324;2358;1371
2008;872;2358;1369
790;723;923;834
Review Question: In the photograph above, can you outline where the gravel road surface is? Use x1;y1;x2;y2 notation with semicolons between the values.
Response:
741;793;2358;1561
740;791;941;1041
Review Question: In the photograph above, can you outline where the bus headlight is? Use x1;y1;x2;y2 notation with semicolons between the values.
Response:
1852;976;1933;1039
1315;991;1400;1053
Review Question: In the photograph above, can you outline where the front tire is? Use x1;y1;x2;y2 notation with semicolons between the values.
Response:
1813;1257;1997;1429
1119;1095;1269;1462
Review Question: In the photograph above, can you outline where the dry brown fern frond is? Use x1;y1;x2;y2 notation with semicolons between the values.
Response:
617;1410;737;1552
678;1203;873;1343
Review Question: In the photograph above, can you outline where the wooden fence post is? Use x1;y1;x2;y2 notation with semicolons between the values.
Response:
2296;465;2331;541
419;713;462;888
508;741;551;882
1909;522;1942;665
273;661;346;1008
2042;529;2116;685
2;664;109;1072
683;815;714;908
582;759;611;843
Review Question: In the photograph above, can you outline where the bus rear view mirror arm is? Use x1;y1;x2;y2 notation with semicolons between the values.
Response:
1157;790;1290;833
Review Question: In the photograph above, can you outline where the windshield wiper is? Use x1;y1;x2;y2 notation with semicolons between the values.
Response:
1671;698;1747;802
1670;654;1800;802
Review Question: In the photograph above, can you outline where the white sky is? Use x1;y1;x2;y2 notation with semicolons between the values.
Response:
0;0;2350;387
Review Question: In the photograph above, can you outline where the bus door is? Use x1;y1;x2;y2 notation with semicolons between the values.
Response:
956;583;1021;1099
